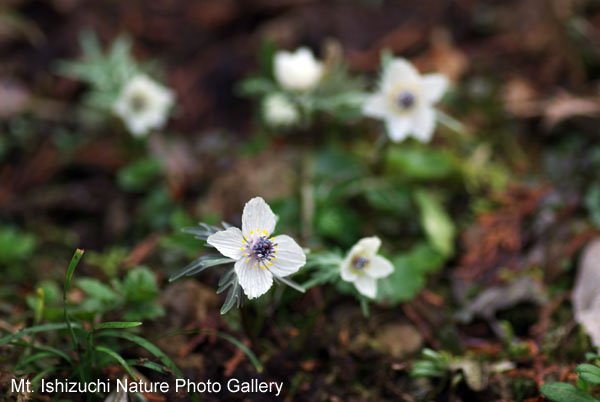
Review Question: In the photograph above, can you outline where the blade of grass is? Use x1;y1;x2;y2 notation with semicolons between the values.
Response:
95;346;137;380
97;330;183;378
11;341;74;366
127;360;168;374
64;249;84;353
31;367;56;391
0;323;79;347
94;322;142;330
16;352;56;370
214;331;263;373
146;328;263;373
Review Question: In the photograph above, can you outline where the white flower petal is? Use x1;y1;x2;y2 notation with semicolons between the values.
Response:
362;93;389;118
381;59;420;93
274;47;323;91
235;258;273;299
242;197;277;237
113;73;174;137
269;235;306;277
411;107;436;142
420;74;448;104
386;117;412;142
263;94;299;127
206;227;245;260
354;275;377;298
340;259;358;282
367;255;394;278
353;236;381;256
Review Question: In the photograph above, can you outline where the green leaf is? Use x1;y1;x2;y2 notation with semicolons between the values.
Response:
11;341;74;366
315;205;361;246
385;146;455;180
121;267;160;300
214;332;263;373
0;226;36;266
117;157;163;192
540;382;598;402
64;249;84;296
576;364;600;385
0;323;78;347
95;346;137;380
170;256;235;282
94;322;142;330
97;330;183;379
128;360;169;374
414;190;455;257
377;255;425;304
78;278;119;302
237;77;277;96
64;249;84;356
364;185;412;215
16;352;57;370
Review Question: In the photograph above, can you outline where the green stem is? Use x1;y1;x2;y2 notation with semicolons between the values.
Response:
372;131;389;174
294;286;334;350
239;306;261;355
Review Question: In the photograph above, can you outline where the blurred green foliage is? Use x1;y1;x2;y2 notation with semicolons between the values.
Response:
77;267;164;321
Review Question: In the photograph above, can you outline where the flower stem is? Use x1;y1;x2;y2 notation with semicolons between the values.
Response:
300;150;314;243
293;286;334;350
239;306;261;355
372;131;389;174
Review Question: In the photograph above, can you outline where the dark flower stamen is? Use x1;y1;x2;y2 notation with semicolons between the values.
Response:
352;256;369;271
396;91;416;110
252;236;277;262
129;93;147;112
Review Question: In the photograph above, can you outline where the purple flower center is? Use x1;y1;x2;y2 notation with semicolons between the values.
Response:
252;236;277;262
352;256;369;270
396;91;416;110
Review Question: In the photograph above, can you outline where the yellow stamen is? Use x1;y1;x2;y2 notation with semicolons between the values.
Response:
250;230;253;235
246;258;250;263
253;264;257;269
263;230;268;235
270;237;274;241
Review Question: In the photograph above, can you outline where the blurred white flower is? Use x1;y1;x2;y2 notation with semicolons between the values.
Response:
340;236;394;298
363;58;448;143
262;94;300;127
113;74;174;137
207;197;306;299
274;47;323;91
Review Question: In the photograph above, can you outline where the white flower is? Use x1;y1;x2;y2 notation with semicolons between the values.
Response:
340;237;394;299
113;74;175;137
274;47;323;91
262;94;300;127
363;58;448;143
207;197;306;299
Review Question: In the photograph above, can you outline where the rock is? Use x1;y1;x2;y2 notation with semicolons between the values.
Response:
375;323;423;359
160;280;219;328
